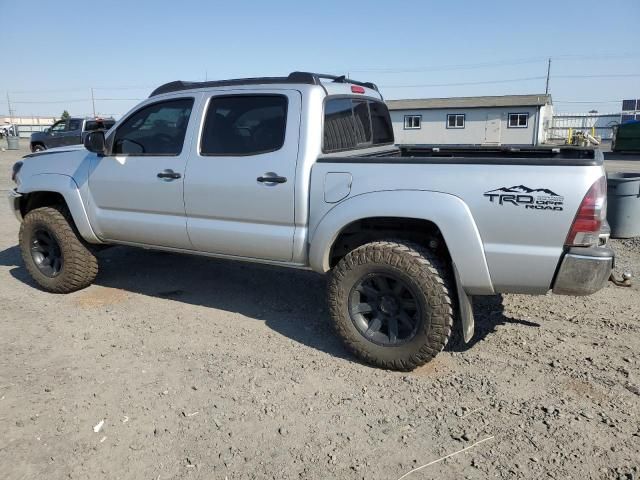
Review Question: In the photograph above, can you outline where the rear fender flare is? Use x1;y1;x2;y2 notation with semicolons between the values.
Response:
309;190;494;295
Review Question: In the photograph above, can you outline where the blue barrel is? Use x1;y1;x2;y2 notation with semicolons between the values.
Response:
607;173;640;238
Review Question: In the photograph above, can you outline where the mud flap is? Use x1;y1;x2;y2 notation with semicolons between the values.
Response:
453;264;474;343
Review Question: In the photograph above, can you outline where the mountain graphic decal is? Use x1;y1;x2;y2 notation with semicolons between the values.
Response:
485;185;559;196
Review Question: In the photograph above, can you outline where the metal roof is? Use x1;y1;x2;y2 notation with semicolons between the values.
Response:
386;94;552;111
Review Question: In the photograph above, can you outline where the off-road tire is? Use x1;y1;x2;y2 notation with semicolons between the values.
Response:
328;240;454;370
19;205;98;293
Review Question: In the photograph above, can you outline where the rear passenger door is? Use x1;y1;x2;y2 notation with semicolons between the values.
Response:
184;91;301;262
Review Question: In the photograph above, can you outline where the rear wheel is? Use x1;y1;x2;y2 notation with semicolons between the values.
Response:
31;143;46;152
19;206;98;293
328;240;454;370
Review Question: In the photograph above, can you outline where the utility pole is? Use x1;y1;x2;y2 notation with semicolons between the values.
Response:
545;58;551;95
6;91;14;123
91;88;96;117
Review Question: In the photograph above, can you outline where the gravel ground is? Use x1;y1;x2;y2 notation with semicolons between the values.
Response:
1;141;639;479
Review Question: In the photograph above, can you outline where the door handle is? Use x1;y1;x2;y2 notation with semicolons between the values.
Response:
257;174;287;184
157;169;181;180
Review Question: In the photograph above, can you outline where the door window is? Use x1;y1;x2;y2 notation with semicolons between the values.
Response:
68;119;82;131
200;95;288;156
50;120;67;133
113;98;194;155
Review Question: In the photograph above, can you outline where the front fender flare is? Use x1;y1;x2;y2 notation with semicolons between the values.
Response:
18;173;101;244
309;190;494;295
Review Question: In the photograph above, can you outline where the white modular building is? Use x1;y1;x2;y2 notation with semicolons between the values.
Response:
387;94;553;147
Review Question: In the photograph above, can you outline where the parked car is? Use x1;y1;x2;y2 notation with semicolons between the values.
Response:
0;123;17;138
8;72;614;370
29;117;115;152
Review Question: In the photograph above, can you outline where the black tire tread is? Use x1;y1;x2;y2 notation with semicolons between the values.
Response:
19;205;98;293
327;240;454;371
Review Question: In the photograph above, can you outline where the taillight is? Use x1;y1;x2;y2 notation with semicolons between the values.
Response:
565;176;607;247
351;85;365;94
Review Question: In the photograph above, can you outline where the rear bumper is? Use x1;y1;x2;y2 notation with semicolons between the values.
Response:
7;189;22;222
552;246;614;296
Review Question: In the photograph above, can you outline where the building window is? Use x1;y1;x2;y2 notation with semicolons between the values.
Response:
508;113;529;128
447;114;465;129
404;115;421;129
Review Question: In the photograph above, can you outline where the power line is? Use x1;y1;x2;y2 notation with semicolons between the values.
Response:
11;97;144;104
380;76;545;88
10;99;90;104
380;72;640;89
94;98;144;101
351;57;547;74
92;85;154;90
348;52;640;74
7;85;153;94
554;100;622;104
554;73;640;79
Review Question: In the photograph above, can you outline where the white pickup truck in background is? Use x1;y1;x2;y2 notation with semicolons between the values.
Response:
8;72;614;370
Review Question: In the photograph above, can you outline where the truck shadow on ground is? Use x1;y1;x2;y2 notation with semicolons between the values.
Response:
1;245;538;363
446;295;540;352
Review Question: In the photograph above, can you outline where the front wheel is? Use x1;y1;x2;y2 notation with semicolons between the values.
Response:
19;206;98;293
327;240;454;370
31;143;46;152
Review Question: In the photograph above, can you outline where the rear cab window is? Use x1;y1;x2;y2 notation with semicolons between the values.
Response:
68;119;82;131
323;97;394;153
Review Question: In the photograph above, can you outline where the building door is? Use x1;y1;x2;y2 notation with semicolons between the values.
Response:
484;111;501;144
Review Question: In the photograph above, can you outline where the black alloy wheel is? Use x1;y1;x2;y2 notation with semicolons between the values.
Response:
30;228;63;277
348;272;422;346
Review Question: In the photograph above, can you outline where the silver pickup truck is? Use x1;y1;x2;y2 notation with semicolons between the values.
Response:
8;72;614;370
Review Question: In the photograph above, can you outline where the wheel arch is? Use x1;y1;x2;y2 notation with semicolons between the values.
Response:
309;190;494;295
17;174;101;244
30;141;46;152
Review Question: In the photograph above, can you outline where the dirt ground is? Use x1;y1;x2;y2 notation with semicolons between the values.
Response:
1;140;639;480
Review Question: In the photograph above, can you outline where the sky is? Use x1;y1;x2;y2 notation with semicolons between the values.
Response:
1;0;639;119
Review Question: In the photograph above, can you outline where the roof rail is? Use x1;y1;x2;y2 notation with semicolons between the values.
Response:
149;71;379;97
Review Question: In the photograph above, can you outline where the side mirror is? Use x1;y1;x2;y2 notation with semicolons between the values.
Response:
84;131;106;155
45;127;51;134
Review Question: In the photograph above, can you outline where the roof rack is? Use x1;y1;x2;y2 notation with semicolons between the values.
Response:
149;71;379;97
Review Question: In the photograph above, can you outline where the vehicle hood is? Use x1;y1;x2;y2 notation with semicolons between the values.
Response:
18;145;93;190
24;144;87;158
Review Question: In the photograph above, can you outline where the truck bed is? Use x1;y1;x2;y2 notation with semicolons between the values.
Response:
310;146;605;295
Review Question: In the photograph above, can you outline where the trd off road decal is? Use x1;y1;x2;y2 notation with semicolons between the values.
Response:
484;185;564;211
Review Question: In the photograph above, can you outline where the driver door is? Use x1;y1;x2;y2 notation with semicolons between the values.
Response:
47;120;68;148
87;96;198;249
